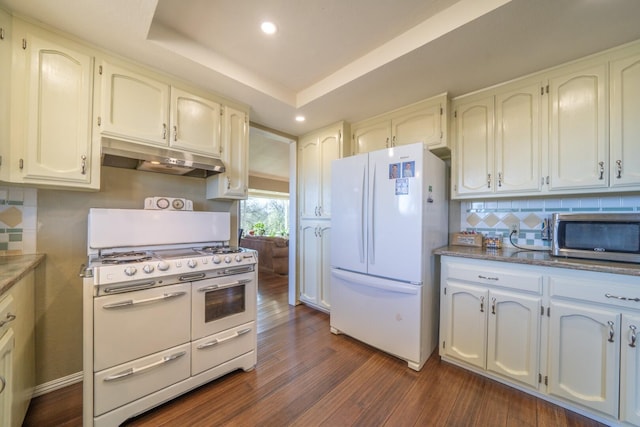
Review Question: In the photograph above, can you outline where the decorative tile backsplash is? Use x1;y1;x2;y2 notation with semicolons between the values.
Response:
460;195;640;249
0;186;37;255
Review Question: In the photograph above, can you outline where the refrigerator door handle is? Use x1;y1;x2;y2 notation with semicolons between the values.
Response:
369;163;376;265
359;165;366;263
331;269;419;295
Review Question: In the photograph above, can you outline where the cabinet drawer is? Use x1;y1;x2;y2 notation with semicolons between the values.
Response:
94;343;190;416
191;321;256;375
444;261;543;294
550;272;640;311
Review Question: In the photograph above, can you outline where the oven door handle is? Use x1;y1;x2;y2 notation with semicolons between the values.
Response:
196;327;252;350
102;291;188;309
197;279;251;292
103;350;187;382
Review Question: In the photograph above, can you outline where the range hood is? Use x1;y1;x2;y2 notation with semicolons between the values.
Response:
101;138;225;178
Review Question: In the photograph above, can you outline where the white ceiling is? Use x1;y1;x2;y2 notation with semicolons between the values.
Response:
2;0;640;139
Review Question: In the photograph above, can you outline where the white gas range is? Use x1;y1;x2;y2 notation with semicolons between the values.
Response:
81;208;258;427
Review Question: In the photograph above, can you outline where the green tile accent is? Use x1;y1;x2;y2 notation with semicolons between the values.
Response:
571;207;601;212
0;242;7;250
7;228;22;233
8;234;22;242
546;208;571;212
602;207;634;212
7;201;23;206
520;208;542;212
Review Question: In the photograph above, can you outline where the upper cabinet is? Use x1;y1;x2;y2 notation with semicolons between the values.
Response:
452;41;640;199
0;8;11;183
205;106;249;200
610;50;640;188
9;19;99;189
351;93;448;156
453;81;542;197
98;62;223;158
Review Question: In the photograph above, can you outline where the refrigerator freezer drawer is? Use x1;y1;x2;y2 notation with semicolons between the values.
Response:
330;269;425;369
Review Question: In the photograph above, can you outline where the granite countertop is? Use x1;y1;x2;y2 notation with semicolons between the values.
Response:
433;245;640;277
0;254;45;296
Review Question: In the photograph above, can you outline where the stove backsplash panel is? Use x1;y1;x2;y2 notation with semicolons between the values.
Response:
0;186;37;255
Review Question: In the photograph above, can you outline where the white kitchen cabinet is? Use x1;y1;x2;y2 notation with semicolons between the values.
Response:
351;93;448;155
621;313;640;425
169;87;222;157
0;8;11;183
440;258;542;389
0;328;14;427
452;81;542;197
298;122;346;219
298;220;331;311
547;300;619;418
205;105;249;199
10;20;98;189
610;50;640;189
547;61;608;192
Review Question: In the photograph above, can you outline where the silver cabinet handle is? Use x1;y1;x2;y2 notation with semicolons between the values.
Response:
487;173;491;188
0;376;5;395
173;125;178;141
630;325;638;348
392;135;396;146
605;293;640;302
196;328;251;350
81;155;87;175
498;172;502;188
491;297;496;315
102;291;187;309
162;123;167;139
480;296;485;313
617;160;622;179
478;275;499;281
0;313;16;328
103;351;186;382
198;279;250;292
226;177;231;190
608;320;615;343
385;137;389;148
599;161;605;180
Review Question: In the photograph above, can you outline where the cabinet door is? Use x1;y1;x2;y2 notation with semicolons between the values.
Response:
391;103;441;148
547;63;608;191
0;9;11;182
441;281;487;369
495;83;542;194
169;87;222;157
352;119;391;154
318;130;341;218
486;289;541;389
22;34;95;186
0;329;14;427
547;300;619;418
299;222;320;305
621;313;640;425
453;96;494;196
100;62;170;146
318;224;332;310
221;106;248;198
298;135;321;219
610;53;640;188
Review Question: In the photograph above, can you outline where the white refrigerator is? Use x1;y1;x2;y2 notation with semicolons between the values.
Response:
330;142;447;370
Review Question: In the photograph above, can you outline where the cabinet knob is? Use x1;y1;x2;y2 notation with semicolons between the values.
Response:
598;161;604;180
487;173;491;189
173;125;178;142
480;296;485;313
498;172;502;188
81;155;87;175
629;325;638;348
162;123;167;140
0;313;16;328
616;160;622;179
608;320;615;343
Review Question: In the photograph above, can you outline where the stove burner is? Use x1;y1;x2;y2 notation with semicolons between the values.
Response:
199;246;243;255
100;251;152;264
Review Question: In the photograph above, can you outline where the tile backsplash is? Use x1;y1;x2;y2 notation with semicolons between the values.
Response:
460;194;640;249
0;186;37;255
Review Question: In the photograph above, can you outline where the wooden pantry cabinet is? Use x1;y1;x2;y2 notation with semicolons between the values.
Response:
351;93;448;156
9;19;99;189
440;255;640;426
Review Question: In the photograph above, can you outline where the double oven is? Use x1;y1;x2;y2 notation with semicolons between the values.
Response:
81;208;257;427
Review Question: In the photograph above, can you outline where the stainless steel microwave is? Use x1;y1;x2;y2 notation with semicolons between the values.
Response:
551;213;640;263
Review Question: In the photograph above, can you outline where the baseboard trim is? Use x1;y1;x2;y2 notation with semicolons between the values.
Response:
33;372;83;397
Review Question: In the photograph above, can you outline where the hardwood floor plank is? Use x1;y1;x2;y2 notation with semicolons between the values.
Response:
23;268;611;427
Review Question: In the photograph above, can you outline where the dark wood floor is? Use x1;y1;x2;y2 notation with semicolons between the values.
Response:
23;268;607;427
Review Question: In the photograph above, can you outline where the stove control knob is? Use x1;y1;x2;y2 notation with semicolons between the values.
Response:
124;266;137;276
143;264;155;274
187;259;198;268
235;255;242;263
212;255;222;264
157;261;170;271
224;256;232;264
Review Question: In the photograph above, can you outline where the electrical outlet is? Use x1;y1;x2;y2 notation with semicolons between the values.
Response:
509;223;520;236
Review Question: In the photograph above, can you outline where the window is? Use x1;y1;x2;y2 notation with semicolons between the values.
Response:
240;190;289;237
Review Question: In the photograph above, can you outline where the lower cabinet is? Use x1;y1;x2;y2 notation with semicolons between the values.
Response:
298;220;331;311
440;256;640;426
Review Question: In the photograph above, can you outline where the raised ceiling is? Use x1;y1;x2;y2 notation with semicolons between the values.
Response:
1;0;640;138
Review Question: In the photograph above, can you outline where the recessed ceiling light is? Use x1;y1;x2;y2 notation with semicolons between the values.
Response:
261;21;277;35
295;115;305;122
